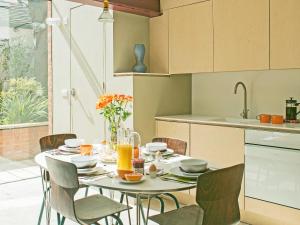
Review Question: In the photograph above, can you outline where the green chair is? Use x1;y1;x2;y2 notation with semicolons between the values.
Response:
45;156;130;225
149;164;245;225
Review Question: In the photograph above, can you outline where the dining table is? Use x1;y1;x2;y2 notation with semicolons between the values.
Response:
35;147;206;225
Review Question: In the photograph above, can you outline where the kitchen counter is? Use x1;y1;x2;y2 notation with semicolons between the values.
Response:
155;114;300;133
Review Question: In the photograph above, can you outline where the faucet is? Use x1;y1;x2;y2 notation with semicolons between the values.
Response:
234;81;249;119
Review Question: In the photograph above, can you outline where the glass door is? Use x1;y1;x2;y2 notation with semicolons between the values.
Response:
0;0;49;179
70;5;111;143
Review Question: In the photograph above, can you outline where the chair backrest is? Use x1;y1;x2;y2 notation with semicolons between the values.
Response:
196;164;244;225
45;156;79;222
39;133;77;152
152;137;187;155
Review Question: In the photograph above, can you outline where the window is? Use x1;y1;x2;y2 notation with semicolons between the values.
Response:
0;0;49;125
0;0;50;171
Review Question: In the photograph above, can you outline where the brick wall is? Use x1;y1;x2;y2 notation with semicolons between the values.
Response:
0;125;48;161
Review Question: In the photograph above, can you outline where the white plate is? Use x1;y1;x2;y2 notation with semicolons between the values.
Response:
100;155;117;163
77;167;99;175
117;176;146;184
169;167;204;179
58;145;80;153
141;147;174;156
71;155;98;168
145;142;168;152
65;138;84;148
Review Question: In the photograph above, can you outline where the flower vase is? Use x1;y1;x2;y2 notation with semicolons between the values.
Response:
132;44;147;73
109;125;118;151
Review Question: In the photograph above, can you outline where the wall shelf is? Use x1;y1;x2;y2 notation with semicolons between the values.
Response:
114;72;171;77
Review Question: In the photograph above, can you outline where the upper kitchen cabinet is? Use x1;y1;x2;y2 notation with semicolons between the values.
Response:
213;0;269;72
169;1;213;74
270;0;300;69
150;11;169;74
161;0;210;10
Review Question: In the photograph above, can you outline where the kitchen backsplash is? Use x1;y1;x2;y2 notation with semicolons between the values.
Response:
192;69;300;119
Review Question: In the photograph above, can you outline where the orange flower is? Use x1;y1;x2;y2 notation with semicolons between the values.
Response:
125;95;133;101
96;94;133;109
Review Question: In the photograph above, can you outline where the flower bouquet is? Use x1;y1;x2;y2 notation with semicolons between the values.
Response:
96;94;133;149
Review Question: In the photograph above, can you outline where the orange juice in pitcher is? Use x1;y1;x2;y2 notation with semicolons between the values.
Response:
117;128;133;179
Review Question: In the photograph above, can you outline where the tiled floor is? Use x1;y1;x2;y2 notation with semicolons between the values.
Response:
0;157;36;171
0;166;40;184
0;177;163;225
0;176;250;225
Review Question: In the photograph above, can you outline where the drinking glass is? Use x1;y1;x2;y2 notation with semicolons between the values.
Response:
131;131;141;159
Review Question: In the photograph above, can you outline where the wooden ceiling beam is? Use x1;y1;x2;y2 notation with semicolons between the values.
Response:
68;0;162;17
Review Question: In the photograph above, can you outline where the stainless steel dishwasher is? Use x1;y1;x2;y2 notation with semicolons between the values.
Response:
245;129;300;209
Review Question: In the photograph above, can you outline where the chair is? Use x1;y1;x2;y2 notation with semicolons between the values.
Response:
149;164;245;225
118;137;187;225
37;133;77;225
152;137;187;156
39;133;77;152
45;156;129;225
152;137;187;209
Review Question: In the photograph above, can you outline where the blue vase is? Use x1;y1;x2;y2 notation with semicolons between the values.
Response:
132;44;147;73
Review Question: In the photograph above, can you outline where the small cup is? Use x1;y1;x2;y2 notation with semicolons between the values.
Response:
271;115;284;124
256;114;271;123
80;144;93;156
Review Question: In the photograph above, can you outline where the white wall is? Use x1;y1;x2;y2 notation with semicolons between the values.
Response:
192;69;300;118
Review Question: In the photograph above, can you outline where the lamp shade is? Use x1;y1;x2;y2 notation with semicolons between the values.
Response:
98;0;113;23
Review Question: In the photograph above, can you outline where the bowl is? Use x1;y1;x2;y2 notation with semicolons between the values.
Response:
146;142;167;152
65;138;84;148
71;155;97;168
180;159;208;173
125;173;143;182
117;169;133;179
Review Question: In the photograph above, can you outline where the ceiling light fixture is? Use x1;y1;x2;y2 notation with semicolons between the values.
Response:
98;0;114;23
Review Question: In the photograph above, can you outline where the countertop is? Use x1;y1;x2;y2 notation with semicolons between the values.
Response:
155;114;300;134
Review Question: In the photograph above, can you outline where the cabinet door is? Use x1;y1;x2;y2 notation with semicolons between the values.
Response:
270;0;300;69
150;12;169;74
169;1;213;74
214;0;269;72
190;124;245;208
244;197;300;225
156;121;190;155
161;0;209;10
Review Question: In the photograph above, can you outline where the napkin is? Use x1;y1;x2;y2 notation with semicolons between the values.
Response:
160;174;197;184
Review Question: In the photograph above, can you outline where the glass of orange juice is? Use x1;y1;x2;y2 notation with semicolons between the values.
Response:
131;132;141;159
117;128;133;178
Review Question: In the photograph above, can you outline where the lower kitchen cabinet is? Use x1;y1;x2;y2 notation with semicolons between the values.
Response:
190;124;244;167
244;197;300;225
190;124;245;209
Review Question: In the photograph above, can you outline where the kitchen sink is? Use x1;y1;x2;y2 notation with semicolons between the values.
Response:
212;117;259;124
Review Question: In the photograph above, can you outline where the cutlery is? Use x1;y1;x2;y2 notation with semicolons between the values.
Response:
160;176;196;184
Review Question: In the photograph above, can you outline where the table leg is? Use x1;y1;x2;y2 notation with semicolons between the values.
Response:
125;193;132;225
40;167;51;225
136;194;141;225
109;190;115;225
146;195;151;225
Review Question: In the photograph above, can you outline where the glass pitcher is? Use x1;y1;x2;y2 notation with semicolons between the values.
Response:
117;128;134;176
